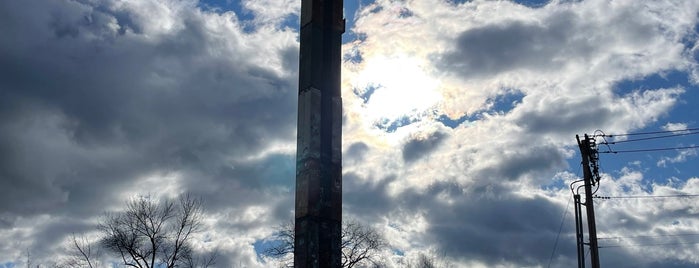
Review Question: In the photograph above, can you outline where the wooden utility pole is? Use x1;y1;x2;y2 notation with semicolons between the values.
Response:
573;193;585;268
294;0;345;267
577;134;601;268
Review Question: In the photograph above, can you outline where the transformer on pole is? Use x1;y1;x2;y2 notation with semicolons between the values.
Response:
294;0;345;267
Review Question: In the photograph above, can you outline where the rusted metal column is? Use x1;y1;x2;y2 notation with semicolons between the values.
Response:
294;0;344;267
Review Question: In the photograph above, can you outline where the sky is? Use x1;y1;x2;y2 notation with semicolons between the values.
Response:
2;0;699;267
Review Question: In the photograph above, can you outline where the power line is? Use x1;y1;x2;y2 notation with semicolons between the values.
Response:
596;127;699;137
547;195;572;268
594;194;699;199
599;145;699;154
598;233;699;240
599;241;699;248
574;130;699;264
599;131;699;145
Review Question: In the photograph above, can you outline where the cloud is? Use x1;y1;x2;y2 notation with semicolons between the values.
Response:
340;0;699;266
664;122;690;132
402;131;447;163
241;0;299;25
3;0;699;267
0;0;299;265
437;11;589;78
657;148;698;167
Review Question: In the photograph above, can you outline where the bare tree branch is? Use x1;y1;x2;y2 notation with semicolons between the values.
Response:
87;194;213;268
265;218;386;268
404;252;454;268
341;219;385;268
265;220;295;258
25;248;32;268
71;233;97;268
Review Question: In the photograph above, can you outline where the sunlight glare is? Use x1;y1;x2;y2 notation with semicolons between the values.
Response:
354;56;441;126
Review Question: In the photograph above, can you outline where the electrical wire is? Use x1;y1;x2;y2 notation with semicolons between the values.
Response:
595;194;699;199
547;195;572;268
598;131;699;145
570;180;585;195
596;127;699;137
569;164;584;195
599;145;699;154
599;241;699;248
591;179;601;196
598;233;699;240
575;129;699;262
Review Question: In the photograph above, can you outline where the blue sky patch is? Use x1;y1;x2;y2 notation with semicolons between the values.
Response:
398;7;414;18
375;116;420;133
343;0;374;42
253;239;282;262
608;69;699;183
437;113;472;129
354;84;379;104
613;70;690;95
344;47;364;64
512;0;551;8
197;0;237;11
447;0;470;5
488;90;525;114
196;0;298;33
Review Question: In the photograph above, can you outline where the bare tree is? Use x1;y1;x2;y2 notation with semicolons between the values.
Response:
404;252;454;268
73;234;97;268
97;194;216;268
341;220;386;268
414;254;436;268
58;234;100;268
25;248;32;268
264;220;295;267
265;218;386;268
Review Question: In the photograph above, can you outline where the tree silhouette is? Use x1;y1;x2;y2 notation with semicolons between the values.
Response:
69;194;216;268
403;252;454;268
266;218;386;268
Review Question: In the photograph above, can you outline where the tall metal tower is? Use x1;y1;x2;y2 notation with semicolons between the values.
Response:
294;0;344;267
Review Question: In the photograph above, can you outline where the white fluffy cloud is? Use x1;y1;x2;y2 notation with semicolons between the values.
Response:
341;0;699;266
0;0;298;266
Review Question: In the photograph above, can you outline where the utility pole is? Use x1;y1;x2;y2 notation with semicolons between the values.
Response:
577;134;601;268
573;192;585;268
294;0;344;267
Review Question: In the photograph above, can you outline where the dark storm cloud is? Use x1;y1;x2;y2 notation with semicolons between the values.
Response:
179;152;297;222
402;131;447;163
343;172;397;219
474;144;567;182
0;0;298;255
511;86;683;138
415;182;635;267
340;150;664;266
30;216;96;255
512;95;615;134
346;142;369;160
436;11;594;78
426;193;566;266
643;261;699;268
344;177;580;266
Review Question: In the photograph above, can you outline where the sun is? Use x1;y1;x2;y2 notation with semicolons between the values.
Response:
352;55;441;130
